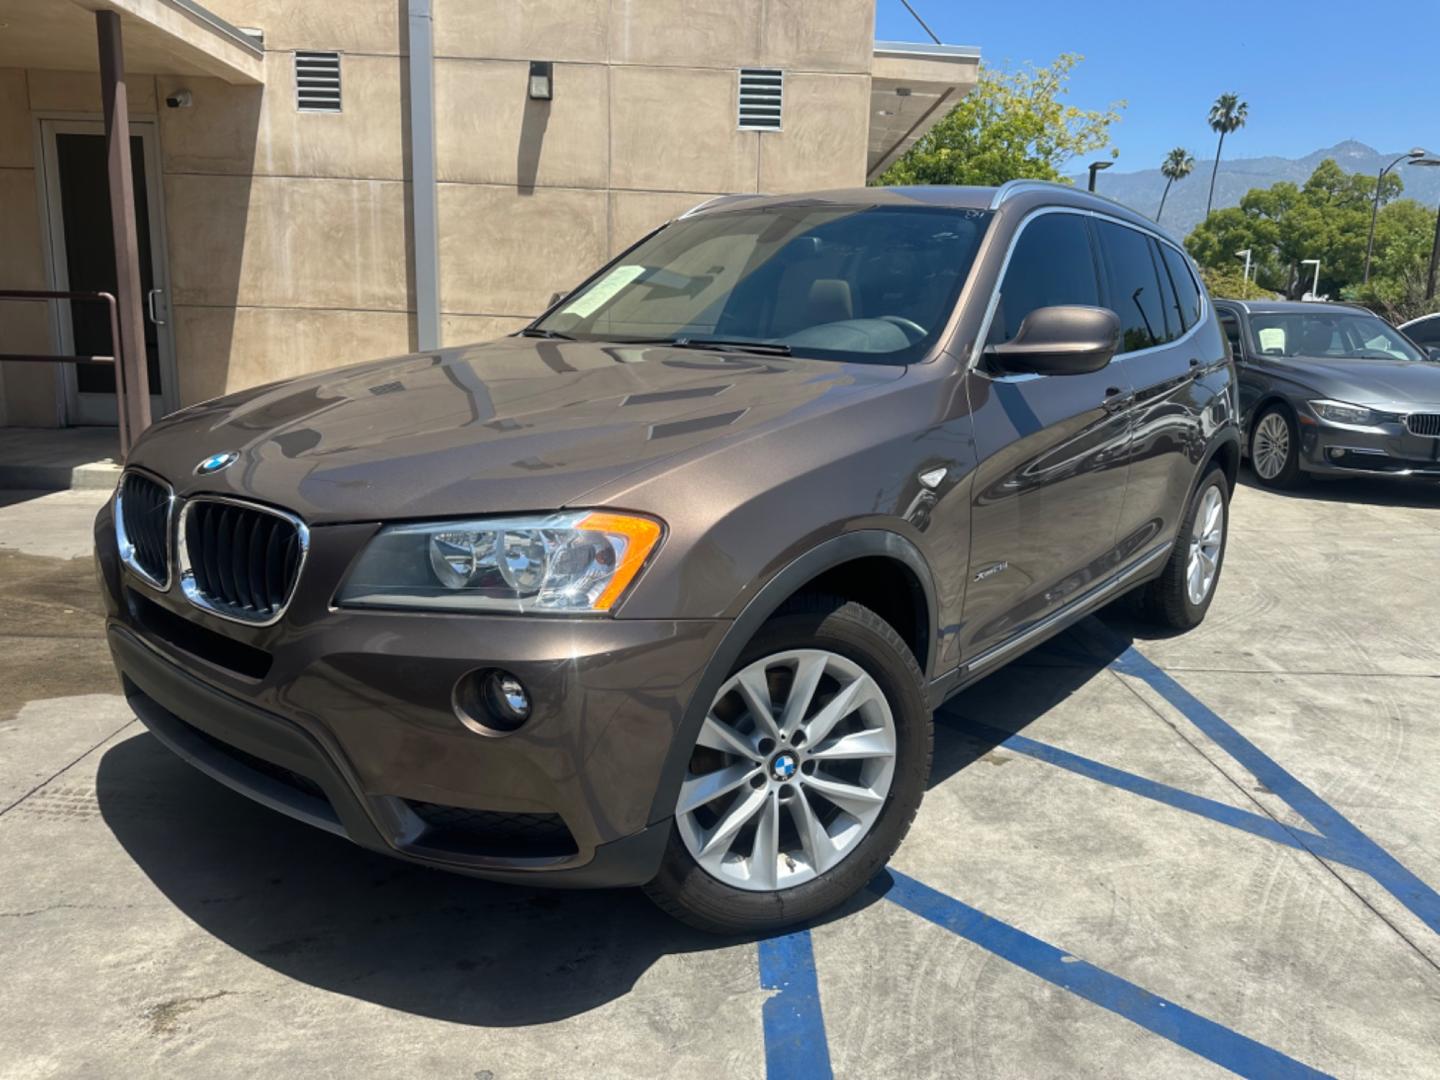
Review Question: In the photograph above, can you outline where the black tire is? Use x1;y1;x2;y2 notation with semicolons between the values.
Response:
1137;466;1229;631
1249;404;1302;489
644;595;932;935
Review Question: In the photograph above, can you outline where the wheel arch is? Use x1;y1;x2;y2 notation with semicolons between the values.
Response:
644;530;938;829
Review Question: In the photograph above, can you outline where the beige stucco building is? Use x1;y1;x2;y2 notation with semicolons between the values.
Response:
0;0;977;431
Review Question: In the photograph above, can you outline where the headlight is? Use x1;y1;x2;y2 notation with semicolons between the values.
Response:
1309;399;1381;426
337;511;663;614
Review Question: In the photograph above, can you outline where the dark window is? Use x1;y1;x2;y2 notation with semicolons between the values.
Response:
1148;238;1180;343
1094;219;1168;353
1218;312;1243;355
1161;244;1203;331
1404;316;1440;348
989;212;1100;344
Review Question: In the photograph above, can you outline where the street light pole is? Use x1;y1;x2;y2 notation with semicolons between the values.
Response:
1087;160;1112;193
1365;148;1429;285
1428;200;1440;301
1301;259;1321;300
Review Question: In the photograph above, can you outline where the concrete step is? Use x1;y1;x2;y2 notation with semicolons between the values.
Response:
0;426;121;492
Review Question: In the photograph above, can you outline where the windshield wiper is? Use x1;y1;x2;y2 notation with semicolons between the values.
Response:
639;336;793;357
517;327;576;341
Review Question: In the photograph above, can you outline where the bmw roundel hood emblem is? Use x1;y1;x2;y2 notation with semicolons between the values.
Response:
195;450;239;475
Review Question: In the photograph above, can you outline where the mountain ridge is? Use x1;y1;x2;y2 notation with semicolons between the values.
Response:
1072;141;1440;239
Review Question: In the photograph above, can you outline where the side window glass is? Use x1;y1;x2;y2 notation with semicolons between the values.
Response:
990;212;1100;345
1148;238;1180;343
1161;244;1203;330
1219;312;1243;355
1094;220;1167;353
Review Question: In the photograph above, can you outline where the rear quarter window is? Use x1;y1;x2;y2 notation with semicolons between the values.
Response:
1160;244;1203;331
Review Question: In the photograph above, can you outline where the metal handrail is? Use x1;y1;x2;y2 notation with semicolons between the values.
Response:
0;289;136;453
0;289;120;364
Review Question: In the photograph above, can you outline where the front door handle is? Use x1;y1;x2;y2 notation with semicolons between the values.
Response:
146;288;166;326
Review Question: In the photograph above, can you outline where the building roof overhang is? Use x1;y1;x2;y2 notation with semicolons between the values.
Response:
868;41;981;180
0;0;264;85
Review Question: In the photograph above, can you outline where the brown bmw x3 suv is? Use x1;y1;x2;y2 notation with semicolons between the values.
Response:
95;182;1239;933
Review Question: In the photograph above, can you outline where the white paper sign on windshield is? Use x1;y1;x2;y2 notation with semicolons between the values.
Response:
1257;327;1286;353
560;265;647;319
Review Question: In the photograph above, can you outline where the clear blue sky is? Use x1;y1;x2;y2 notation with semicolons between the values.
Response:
876;0;1439;171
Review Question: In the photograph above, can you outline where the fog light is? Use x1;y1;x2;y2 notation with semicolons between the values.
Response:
454;668;531;735
1329;447;1344;461
486;671;531;725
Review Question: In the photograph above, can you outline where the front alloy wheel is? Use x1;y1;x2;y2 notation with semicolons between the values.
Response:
1251;407;1300;488
645;596;931;934
675;649;896;892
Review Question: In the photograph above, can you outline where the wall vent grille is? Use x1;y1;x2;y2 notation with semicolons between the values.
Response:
737;68;783;131
295;51;342;112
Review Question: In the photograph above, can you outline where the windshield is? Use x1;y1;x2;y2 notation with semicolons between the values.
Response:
1247;312;1424;362
534;204;993;363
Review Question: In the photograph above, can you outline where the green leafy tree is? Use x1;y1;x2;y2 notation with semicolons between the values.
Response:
873;54;1124;187
1156;147;1195;223
1187;159;1404;299
1199;264;1275;301
1347;199;1440;323
1204;93;1249;219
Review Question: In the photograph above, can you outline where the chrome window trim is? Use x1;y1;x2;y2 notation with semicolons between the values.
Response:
967;205;1210;375
176;495;310;627
114;469;174;592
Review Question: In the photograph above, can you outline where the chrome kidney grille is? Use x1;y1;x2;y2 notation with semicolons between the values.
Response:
116;472;173;588
177;498;308;625
1404;413;1440;438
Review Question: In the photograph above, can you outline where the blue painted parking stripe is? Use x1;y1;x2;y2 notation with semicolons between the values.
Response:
875;869;1333;1080
758;929;834;1080
943;718;1358;869
1097;624;1440;936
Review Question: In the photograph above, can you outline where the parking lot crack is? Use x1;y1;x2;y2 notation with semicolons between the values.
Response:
0;717;138;820
1106;665;1440;976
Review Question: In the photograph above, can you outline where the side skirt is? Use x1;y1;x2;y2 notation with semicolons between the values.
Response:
926;541;1173;708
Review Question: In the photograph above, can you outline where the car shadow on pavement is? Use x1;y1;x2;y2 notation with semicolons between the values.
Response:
94;726;881;1026
927;622;1134;789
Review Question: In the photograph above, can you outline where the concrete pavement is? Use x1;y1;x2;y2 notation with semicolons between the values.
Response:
1;475;1438;1078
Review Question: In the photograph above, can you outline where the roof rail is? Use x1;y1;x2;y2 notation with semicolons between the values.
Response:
988;179;1074;209
678;193;764;218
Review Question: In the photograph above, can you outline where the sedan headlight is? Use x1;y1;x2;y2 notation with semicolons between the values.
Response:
1309;399;1383;426
337;511;663;614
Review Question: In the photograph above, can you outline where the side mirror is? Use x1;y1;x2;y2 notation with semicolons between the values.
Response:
547;291;569;309
1427;346;1440;363
984;305;1121;376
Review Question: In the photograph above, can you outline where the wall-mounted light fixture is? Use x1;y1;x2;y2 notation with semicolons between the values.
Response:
528;61;553;101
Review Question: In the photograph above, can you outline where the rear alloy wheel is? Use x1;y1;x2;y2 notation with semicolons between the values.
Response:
1137;465;1230;631
1250;406;1301;488
646;597;930;933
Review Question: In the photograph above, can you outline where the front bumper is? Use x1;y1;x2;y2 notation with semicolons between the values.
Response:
95;498;727;887
1299;418;1440;478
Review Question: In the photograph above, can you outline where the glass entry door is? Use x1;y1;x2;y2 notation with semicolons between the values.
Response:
40;119;176;424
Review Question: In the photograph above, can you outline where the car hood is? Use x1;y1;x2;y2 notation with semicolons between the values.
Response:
1265;355;1440;409
129;337;904;523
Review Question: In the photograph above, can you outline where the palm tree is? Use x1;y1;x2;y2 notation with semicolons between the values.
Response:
1204;93;1249;219
1156;148;1195;223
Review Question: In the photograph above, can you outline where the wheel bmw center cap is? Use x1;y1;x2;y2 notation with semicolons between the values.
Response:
770;752;798;782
